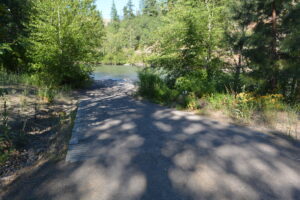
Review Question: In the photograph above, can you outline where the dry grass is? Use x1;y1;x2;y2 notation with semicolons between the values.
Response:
201;106;300;140
262;110;299;139
0;81;77;182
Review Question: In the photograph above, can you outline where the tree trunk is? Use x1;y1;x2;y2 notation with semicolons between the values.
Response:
290;76;299;101
234;51;242;94
271;1;277;59
270;1;278;92
205;0;213;80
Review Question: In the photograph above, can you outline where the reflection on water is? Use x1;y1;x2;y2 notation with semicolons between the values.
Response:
92;65;141;81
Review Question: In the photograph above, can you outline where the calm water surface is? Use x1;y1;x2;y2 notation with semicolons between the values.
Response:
92;65;140;81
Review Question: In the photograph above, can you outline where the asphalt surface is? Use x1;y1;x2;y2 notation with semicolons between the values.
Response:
2;80;300;200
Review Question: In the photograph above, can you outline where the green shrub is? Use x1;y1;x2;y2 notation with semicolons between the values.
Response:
204;93;252;122
102;51;128;65
148;55;182;71
205;93;233;110
175;69;216;97
204;92;300;124
37;86;56;103
138;69;178;104
26;0;105;88
138;68;231;108
183;93;199;110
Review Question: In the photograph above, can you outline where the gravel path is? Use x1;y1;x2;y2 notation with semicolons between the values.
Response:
3;80;300;200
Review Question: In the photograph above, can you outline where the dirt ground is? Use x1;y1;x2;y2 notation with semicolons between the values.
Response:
0;84;77;188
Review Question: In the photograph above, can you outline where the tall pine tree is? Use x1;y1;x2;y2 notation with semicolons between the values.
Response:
225;0;254;93
245;0;294;92
154;0;225;76
123;0;135;19
111;0;119;22
127;0;135;18
281;2;300;100
0;0;31;72
143;0;158;16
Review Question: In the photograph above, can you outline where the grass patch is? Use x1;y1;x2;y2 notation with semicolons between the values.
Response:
138;69;179;105
0;149;11;164
0;70;72;103
0;70;76;172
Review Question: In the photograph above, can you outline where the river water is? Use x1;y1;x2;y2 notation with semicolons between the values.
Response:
92;65;141;81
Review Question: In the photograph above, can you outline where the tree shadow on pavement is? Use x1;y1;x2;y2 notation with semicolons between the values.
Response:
2;83;300;200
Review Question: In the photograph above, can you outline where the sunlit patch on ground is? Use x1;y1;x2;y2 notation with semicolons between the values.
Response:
3;80;300;200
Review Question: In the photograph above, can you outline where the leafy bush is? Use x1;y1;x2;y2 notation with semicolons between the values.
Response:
138;67;299;131
204;92;298;124
138;68;234;109
204;93;233;110
183;93;199;110
102;51;128;65
148;55;182;71
26;0;105;88
138;69;178;104
174;69;216;97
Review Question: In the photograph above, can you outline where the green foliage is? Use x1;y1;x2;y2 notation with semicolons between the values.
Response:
280;3;300;101
0;70;74;162
238;0;299;95
111;0;120;23
0;70;70;103
131;0;300;116
175;70;215;97
0;96;13;163
37;87;56;103
102;14;162;65
26;0;105;88
224;0;253;93
143;0;159;16
151;0;226;78
1;99;10;141
124;0;135;19
102;50;128;65
2;0;299;102
137;66;299;132
138;69;178;104
138;68;233;108
206;92;299;125
0;0;31;72
0;70;34;86
0;150;10;164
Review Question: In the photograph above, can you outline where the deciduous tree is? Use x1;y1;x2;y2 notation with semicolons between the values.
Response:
27;0;105;87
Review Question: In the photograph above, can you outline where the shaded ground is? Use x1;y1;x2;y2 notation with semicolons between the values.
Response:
2;80;300;200
0;84;76;181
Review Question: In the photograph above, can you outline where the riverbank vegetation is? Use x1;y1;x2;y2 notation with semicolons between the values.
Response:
119;0;300;138
1;0;104;87
0;0;103;177
1;0;300;177
101;0;163;65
